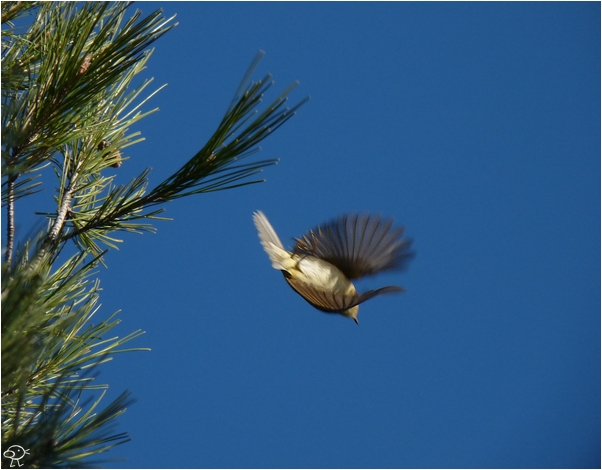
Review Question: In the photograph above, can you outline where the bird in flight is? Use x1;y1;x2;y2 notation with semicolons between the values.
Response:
253;211;414;324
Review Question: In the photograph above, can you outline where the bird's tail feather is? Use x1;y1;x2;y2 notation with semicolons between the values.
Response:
253;211;294;271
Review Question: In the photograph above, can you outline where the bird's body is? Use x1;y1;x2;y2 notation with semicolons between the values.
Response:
290;256;355;294
253;211;414;324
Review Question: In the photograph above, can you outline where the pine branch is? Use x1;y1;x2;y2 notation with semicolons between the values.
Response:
62;52;308;248
2;2;307;467
2;4;177;466
1;1;40;25
2;246;146;467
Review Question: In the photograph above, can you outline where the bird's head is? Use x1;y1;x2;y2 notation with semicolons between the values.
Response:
341;306;359;324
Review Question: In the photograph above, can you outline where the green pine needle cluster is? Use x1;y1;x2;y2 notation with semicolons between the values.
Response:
2;2;306;467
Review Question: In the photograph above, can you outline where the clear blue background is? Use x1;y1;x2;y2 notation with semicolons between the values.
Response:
25;2;602;468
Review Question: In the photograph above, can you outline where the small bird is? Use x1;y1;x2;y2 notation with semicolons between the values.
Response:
253;211;414;324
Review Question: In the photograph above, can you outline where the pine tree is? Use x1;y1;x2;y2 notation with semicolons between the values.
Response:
1;2;306;467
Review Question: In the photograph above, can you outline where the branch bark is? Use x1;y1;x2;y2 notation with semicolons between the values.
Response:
28;172;79;272
4;174;16;266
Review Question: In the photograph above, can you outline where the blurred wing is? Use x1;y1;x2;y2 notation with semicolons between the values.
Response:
285;277;358;312
285;276;404;313
292;213;414;279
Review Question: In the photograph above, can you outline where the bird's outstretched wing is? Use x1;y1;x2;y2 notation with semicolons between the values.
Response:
284;275;404;313
292;213;414;279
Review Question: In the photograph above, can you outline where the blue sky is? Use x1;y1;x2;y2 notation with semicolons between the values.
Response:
15;2;601;468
